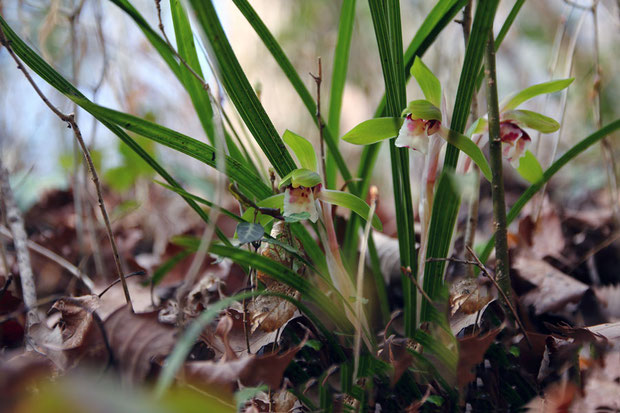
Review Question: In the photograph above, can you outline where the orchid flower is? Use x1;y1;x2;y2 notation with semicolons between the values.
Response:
463;78;574;180
240;130;379;347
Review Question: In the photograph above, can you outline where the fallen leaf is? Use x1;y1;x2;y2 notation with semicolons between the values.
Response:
570;351;620;412
104;306;177;384
513;257;589;315
185;337;306;391
457;327;501;387
49;295;108;368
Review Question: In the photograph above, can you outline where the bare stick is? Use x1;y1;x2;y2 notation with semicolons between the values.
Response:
0;26;133;310
484;31;511;298
0;163;40;333
310;58;327;181
0;225;95;292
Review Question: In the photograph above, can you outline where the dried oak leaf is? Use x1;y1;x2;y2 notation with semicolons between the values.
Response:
49;295;108;368
456;327;501;387
104;305;177;384
513;257;589;315
185;337;305;391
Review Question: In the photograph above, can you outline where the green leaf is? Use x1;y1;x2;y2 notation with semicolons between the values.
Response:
465;117;488;137
109;0;181;78
319;190;382;231
284;212;310;223
421;172;463;322
153;181;243;222
326;0;357;188
70;98;272;200
170;0;215;144
236;222;265;244
502;109;560;133
479;119;620;265
411;57;442;107
278;168;321;189
344;0;467;264
402;99;442;121
444;0;499;168
500;78;574;112
188;0;296;178
283;130;317;171
368;0;417;336
341;117;403;145
442;128;492;182
227;0;353;186
516;150;544;184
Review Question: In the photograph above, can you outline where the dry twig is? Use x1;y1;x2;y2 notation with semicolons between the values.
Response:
0;26;133;310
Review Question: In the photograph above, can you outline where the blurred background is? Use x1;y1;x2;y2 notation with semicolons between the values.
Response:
0;0;618;222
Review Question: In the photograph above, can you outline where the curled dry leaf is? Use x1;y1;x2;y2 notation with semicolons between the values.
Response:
185;336;306;391
48;295;108;368
456;327;501;387
249;221;305;333
449;277;492;316
104;306;177;384
513;257;589;315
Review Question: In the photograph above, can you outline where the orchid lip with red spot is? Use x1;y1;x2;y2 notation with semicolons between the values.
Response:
499;121;531;167
394;114;441;154
283;184;321;223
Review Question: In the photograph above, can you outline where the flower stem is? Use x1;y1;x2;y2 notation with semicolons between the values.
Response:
484;31;511;298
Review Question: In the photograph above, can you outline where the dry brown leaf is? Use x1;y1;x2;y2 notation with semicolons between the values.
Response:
450;299;496;336
0;351;54;411
48;295;108;368
514;257;589;315
525;380;578;412
104;306;177;384
517;201;565;260
449;277;492;316
586;322;620;349
569;351;620;411
185;337;305;391
456;327;501;387
379;335;414;386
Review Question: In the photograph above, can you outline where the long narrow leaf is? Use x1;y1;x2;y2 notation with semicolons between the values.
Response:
368;0;417;335
71;97;272;200
188;0;296;178
326;0;357;188
230;0;354;190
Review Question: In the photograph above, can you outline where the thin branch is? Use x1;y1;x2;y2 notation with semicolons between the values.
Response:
0;26;133;310
97;271;145;298
465;246;531;349
310;58;327;182
0;225;95;292
0;163;40;334
401;266;433;307
483;31;511;298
